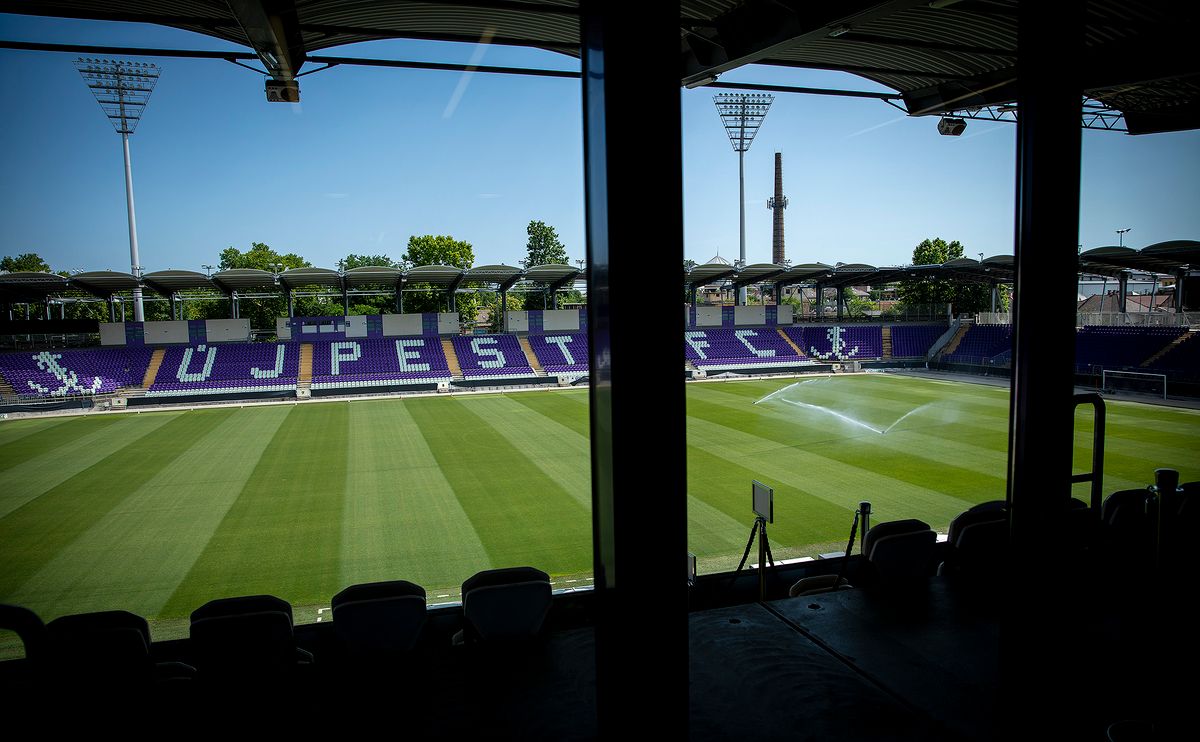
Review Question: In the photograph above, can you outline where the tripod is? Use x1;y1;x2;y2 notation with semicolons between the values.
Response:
733;516;776;601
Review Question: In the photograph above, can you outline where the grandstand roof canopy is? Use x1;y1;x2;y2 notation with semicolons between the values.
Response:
142;270;213;296
406;265;464;287
279;267;341;289
342;266;403;289
211;268;278;293
71;271;141;299
8;1;1198;134
1079;240;1200;277
465;265;524;292
0;271;69;302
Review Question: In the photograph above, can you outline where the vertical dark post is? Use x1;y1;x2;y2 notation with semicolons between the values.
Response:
581;2;686;736
1118;271;1129;313
343;287;350;316
288;287;295;318
109;297;117;323
393;285;401;314
1175;268;1185;313
1004;2;1083;735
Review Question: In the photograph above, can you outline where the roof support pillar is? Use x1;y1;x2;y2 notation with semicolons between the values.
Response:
1118;271;1129;314
500;290;507;331
836;288;845;321
108;297;116;323
393;286;402;314
1003;3;1085;737
287;287;294;318
43;298;50;321
991;282;998;315
581;2;686;735
343;285;350;317
1176;268;1186;313
230;292;238;320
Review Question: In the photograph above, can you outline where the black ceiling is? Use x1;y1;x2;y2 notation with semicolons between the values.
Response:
3;1;1197;134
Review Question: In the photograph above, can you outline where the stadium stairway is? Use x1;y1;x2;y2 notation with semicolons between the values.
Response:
776;327;807;357
882;326;893;360
938;322;972;359
518;336;548;377
1142;330;1195;367
141;348;166;388
441;338;464;380
298;343;313;389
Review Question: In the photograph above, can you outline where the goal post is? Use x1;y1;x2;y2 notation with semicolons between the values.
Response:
1100;369;1167;399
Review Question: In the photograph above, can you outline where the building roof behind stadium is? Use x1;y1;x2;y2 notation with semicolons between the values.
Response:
9;1;1198;135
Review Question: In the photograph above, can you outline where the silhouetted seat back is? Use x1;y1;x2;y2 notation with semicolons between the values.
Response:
941;506;1008;580
0;603;46;662
1102;488;1155;564
461;567;552;643
46;610;156;684
863;519;936;581
332;580;427;655
190;595;308;678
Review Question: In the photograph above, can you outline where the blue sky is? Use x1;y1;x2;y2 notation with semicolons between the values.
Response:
1;14;1197;275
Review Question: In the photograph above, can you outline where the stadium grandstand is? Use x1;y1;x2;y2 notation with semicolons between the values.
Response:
1;2;1199;740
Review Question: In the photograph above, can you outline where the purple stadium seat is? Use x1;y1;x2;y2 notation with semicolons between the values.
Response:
148;342;300;397
0;347;154;398
526;332;589;373
309;337;451;389
890;325;946;358
683;328;802;368
942;324;1012;365
451;334;536;378
783;325;882;361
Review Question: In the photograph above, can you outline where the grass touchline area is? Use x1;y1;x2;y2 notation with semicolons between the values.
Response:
1;373;1196;652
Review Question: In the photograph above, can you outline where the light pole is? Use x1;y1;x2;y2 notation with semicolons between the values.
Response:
75;58;161;323
1116;227;1131;247
714;93;773;304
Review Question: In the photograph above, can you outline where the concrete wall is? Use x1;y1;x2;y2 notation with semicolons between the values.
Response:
204;319;252;343
381;314;423;337
734;305;766;326
542;310;581;331
99;322;128;346
438;313;459;335
695;306;723;326
506;312;530;332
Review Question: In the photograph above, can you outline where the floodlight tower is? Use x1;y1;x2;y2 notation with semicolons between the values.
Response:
75;58;161;322
714;93;773;303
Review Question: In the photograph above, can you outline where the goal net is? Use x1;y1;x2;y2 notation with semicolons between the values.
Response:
1100;369;1167;399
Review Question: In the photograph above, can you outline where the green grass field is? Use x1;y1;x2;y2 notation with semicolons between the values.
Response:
1;373;1197;649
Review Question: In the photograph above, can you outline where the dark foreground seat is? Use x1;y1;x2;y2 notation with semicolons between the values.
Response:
46;609;194;685
332;580;427;656
458;567;552;644
189;595;312;680
863;519;937;581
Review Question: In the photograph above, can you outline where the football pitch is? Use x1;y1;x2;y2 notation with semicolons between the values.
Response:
2;373;1197;642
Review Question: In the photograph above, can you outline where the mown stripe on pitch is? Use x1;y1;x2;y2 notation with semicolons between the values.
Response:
688;382;1009;444
0;410;231;604
338;399;491;594
0;412;179;521
6;407;288;621
159;403;351;616
0;416;73;449
0;413;129;474
689;391;1007;503
458;395;591;510
406;396;592;576
503;391;591;439
686;414;978;532
686;445;852;554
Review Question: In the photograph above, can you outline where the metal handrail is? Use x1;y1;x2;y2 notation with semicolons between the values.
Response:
1070;392;1106;511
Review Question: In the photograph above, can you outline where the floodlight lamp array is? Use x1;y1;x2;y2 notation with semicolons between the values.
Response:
74;58;161;135
713;93;774;152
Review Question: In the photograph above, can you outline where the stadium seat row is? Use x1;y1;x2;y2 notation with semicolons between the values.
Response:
0;566;552;690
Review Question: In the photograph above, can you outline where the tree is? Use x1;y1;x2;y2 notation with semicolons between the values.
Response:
897;237;993;315
1;252;53;273
401;235;478;327
216;242;313;330
522;220;569;268
340;253;401;315
218;242;309;272
341;253;400;270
